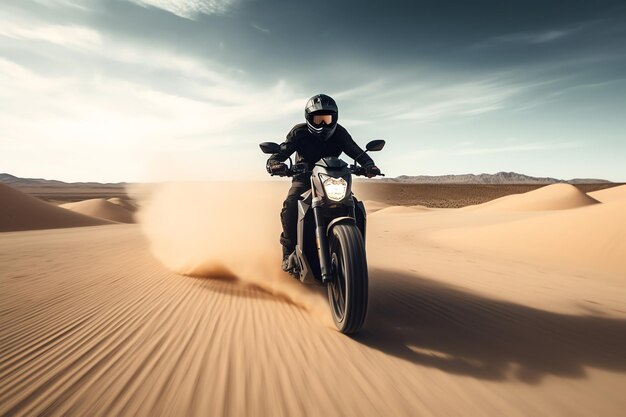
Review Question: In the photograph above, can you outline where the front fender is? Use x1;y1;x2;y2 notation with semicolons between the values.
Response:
326;216;356;236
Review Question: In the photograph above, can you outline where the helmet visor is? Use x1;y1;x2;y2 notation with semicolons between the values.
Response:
312;114;334;126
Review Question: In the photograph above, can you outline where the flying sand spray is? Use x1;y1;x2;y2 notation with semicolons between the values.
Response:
133;182;333;326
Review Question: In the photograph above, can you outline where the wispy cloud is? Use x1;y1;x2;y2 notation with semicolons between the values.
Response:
128;0;238;19
388;79;527;123
395;141;583;162
473;20;603;48
251;24;270;33
490;29;572;45
31;0;95;10
454;142;582;156
0;20;101;48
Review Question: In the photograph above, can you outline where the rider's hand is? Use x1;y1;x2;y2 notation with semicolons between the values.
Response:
364;164;381;178
267;162;288;175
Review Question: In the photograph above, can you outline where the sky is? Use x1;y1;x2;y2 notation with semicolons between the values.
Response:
1;0;625;182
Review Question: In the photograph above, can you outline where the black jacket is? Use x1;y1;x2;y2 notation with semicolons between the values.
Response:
268;123;374;180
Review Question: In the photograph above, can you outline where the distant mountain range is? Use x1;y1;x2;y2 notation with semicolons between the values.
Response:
0;173;127;189
1;172;611;187
380;172;611;184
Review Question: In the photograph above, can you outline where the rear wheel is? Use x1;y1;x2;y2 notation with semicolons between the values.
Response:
327;224;368;334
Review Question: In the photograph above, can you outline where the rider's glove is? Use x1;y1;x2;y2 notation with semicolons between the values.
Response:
267;161;288;175
364;164;381;178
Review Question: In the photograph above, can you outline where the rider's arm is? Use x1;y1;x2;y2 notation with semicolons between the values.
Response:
267;129;298;164
336;125;374;167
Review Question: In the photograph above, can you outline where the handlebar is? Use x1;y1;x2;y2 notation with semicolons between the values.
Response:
271;163;384;178
350;166;385;178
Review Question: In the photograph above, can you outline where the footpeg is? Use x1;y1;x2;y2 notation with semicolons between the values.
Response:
287;253;300;278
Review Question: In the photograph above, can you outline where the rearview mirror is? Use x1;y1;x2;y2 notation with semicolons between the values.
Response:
259;142;281;154
366;140;385;152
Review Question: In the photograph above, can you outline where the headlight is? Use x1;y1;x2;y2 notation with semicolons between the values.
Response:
320;174;348;201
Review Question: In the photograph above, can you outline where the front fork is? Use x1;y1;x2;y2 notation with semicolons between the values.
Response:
311;187;333;284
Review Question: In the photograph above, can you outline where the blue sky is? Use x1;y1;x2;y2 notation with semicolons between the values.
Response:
1;0;625;182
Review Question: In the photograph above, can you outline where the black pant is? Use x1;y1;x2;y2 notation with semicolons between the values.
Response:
280;180;311;255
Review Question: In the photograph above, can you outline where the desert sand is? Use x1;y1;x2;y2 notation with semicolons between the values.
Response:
1;182;625;417
360;199;391;213
107;197;139;212
60;198;135;223
588;184;626;203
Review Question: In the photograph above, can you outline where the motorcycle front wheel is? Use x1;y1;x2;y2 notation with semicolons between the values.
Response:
327;223;368;334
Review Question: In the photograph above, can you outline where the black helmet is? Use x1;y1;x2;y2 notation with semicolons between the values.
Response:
305;94;338;140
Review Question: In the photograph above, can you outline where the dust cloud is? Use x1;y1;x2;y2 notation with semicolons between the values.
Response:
134;181;332;325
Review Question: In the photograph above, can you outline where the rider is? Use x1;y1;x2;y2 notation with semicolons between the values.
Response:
266;93;381;271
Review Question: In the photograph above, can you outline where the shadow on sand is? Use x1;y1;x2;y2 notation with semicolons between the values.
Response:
354;268;626;384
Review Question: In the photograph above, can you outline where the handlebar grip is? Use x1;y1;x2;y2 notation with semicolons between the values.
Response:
351;167;384;177
270;170;291;177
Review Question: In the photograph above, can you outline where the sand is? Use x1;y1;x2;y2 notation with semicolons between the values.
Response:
0;183;112;232
588;184;626;203
1;182;625;417
107;197;139;212
352;182;617;208
373;205;431;215
60;198;135;223
361;199;391;213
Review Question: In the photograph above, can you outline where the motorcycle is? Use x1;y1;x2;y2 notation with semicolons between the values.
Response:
259;140;385;333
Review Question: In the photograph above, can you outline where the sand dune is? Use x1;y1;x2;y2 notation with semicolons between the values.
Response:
465;183;599;212
372;205;430;215
0;183;112;232
588;184;626;203
107;197;139;212
61;198;135;223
